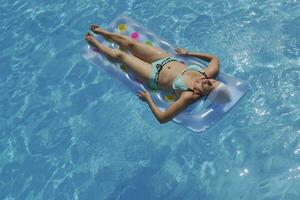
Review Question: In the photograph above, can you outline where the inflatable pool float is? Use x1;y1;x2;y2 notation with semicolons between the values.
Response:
81;16;249;133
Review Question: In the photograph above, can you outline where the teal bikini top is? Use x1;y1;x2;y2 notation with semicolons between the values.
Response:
172;65;207;92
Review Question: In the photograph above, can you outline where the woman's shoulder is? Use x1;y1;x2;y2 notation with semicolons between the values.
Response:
179;90;202;103
203;67;219;79
203;56;220;78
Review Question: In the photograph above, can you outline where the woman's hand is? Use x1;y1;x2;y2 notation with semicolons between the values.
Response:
136;90;151;102
175;47;189;56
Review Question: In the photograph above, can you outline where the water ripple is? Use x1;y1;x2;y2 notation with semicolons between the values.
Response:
0;0;300;199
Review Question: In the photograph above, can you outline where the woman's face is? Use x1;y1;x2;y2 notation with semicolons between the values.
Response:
193;78;219;96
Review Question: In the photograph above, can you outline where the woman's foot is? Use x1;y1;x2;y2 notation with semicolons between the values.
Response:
90;24;105;35
85;32;99;48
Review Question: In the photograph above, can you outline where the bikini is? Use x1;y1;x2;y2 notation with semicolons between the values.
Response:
172;64;208;93
149;57;208;94
149;57;177;89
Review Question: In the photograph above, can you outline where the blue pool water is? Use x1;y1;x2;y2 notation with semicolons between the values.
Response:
0;0;299;199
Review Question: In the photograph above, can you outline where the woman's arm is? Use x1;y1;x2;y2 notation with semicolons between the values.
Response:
175;48;220;78
137;90;192;123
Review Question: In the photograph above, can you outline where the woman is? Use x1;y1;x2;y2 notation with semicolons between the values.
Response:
85;24;231;123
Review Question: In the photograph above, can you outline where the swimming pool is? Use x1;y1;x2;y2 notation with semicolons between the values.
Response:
0;0;299;199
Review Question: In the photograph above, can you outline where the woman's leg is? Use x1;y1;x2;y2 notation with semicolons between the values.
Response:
90;25;169;63
85;33;152;82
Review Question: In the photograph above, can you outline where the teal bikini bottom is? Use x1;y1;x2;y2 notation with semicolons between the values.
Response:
149;57;177;89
